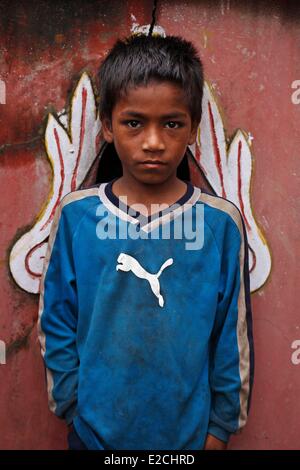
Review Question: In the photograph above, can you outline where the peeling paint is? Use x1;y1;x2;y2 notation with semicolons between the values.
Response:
131;23;166;37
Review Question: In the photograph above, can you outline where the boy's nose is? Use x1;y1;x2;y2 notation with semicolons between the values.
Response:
142;127;165;152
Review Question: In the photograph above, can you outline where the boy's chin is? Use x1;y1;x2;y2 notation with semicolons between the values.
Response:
133;172;174;186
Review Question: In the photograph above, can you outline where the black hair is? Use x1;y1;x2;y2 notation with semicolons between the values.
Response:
98;34;204;125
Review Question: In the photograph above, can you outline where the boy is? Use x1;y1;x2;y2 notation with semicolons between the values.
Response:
38;34;254;450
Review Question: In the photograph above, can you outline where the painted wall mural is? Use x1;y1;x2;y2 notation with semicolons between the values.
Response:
9;73;101;294
8;26;271;296
190;82;272;292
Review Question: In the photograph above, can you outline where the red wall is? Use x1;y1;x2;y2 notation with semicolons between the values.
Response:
0;0;299;449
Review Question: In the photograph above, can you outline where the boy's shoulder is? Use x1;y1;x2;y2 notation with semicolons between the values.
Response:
197;189;245;239
56;185;101;226
60;185;100;209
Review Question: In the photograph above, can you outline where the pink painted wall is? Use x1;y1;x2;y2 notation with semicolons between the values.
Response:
0;0;299;449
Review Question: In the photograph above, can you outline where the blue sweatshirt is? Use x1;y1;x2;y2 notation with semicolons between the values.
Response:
38;181;254;450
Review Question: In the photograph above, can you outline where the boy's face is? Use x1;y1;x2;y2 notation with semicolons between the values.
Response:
102;81;198;187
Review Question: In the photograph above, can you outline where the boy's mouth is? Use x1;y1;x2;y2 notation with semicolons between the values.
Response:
139;160;167;167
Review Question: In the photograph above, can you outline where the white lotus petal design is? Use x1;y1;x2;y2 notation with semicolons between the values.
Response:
191;81;272;292
197;83;228;197
9;72;101;293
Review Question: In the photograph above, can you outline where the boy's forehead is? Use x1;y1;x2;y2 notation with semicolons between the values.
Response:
115;81;190;116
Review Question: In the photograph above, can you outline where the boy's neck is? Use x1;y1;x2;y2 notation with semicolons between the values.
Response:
111;175;188;215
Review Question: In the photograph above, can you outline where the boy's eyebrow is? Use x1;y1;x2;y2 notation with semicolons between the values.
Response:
119;111;189;119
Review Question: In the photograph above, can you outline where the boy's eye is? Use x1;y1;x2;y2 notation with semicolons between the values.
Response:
165;121;181;129
127;120;141;128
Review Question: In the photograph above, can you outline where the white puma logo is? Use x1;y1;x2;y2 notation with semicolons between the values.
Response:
116;253;173;308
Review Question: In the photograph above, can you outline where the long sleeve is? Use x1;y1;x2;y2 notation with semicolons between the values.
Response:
207;217;254;443
38;201;79;425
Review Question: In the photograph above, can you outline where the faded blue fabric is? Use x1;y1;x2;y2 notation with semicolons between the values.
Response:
39;183;253;450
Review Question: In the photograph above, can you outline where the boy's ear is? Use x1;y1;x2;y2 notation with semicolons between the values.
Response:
101;117;114;143
188;121;199;145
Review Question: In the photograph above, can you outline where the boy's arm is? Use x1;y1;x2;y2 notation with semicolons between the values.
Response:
38;200;79;425
207;214;254;447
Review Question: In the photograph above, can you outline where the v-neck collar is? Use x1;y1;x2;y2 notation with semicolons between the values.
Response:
98;179;201;233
